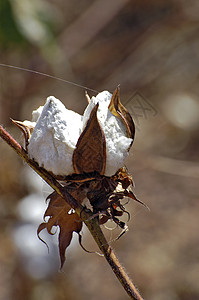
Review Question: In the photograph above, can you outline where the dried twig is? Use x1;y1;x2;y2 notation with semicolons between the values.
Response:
0;124;144;300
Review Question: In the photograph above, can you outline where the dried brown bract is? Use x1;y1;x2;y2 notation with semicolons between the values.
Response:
37;166;147;266
72;103;106;174
108;86;135;140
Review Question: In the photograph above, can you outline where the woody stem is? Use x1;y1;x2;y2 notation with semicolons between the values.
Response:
82;213;143;300
0;125;144;300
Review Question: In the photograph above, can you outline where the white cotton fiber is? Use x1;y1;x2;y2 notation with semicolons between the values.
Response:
27;92;133;177
28;96;82;175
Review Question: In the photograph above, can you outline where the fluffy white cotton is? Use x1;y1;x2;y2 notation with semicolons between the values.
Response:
27;92;133;177
28;96;82;175
82;91;133;176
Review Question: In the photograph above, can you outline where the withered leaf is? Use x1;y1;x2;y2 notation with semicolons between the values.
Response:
37;191;82;268
73;103;106;174
108;87;135;141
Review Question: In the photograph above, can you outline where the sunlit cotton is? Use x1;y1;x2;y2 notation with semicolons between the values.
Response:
27;92;133;176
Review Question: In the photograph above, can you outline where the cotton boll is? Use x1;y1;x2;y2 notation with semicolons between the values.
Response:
28;96;82;175
28;92;132;177
83;91;133;176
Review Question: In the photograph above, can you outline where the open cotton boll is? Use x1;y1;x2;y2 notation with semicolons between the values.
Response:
28;96;82;175
83;91;133;176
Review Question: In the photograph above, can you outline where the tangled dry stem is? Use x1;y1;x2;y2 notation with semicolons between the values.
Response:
0;125;144;300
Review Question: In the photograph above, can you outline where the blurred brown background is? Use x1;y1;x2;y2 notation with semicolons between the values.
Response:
0;0;199;299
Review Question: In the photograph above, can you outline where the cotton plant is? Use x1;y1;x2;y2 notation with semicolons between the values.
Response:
11;87;148;267
1;87;146;299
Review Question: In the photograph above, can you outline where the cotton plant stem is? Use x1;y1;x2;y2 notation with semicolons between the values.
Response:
0;125;144;300
83;215;143;300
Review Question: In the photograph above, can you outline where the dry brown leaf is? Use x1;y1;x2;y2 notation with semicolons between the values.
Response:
37;191;82;268
108;87;135;141
73;103;106;174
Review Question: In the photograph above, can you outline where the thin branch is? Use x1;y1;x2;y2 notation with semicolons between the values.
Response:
0;125;144;300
